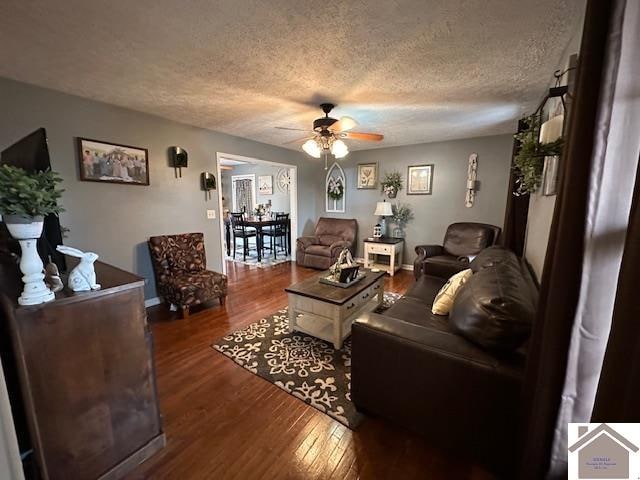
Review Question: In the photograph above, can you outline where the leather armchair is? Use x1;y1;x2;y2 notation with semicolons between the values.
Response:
296;218;358;269
414;222;501;279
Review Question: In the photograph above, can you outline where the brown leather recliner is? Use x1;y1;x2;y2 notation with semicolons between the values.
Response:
296;217;358;269
413;222;501;279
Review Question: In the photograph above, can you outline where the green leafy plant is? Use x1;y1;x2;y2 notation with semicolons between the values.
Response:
381;171;403;197
0;165;64;217
513;115;564;195
391;203;413;227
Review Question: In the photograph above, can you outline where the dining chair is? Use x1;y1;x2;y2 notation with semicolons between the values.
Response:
230;212;256;261
262;213;289;259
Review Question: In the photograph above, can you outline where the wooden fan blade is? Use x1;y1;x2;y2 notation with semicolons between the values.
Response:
329;116;358;133
282;135;314;145
344;132;384;141
275;126;313;132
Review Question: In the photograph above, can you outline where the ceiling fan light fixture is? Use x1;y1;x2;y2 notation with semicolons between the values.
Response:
331;139;349;158
302;139;321;158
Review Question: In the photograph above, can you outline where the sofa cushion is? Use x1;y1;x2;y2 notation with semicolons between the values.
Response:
449;260;536;351
469;245;518;272
431;269;473;315
305;244;331;257
384;297;451;331
403;274;447;304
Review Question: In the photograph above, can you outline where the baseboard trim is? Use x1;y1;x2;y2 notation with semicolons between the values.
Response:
144;297;162;308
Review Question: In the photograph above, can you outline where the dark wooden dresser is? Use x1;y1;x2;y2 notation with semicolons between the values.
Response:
0;256;165;480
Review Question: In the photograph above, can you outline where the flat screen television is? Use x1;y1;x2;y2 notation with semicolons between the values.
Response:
0;128;66;270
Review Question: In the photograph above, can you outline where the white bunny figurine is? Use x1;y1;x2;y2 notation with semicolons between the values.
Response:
56;245;101;292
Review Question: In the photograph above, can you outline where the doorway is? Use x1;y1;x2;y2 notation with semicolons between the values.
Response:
216;153;297;275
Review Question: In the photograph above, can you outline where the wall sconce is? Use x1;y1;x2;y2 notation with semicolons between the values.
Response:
201;172;216;200
168;146;188;178
465;153;478;208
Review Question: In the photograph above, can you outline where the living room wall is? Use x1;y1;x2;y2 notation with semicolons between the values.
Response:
0;77;315;300
318;134;513;264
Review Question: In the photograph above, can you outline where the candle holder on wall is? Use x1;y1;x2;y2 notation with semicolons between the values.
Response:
201;172;216;200
168;146;188;178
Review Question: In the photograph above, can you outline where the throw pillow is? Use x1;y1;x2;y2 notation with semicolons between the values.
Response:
431;268;473;315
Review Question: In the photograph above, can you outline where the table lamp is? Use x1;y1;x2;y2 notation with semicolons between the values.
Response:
374;200;393;238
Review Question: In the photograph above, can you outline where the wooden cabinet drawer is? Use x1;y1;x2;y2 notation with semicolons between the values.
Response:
367;243;392;254
343;281;382;313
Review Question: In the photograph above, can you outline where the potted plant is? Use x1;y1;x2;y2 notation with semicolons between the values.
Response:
513;115;564;195
0;165;64;305
391;203;414;238
381;171;403;198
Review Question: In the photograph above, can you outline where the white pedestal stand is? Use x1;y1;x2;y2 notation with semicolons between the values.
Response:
5;220;55;306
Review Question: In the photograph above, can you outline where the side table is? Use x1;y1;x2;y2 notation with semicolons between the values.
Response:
363;238;404;276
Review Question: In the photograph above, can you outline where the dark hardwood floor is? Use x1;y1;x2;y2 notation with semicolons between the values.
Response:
125;261;493;479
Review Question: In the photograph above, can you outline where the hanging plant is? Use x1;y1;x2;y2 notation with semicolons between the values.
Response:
513;115;564;195
327;178;344;200
381;171;403;198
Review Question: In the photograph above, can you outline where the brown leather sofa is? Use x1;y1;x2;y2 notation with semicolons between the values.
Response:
296;217;357;269
352;247;537;475
413;222;501;279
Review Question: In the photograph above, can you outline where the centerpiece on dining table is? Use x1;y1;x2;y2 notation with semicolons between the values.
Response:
319;247;364;288
254;204;267;221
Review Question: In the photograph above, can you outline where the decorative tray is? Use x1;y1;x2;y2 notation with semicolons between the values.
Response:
319;272;366;289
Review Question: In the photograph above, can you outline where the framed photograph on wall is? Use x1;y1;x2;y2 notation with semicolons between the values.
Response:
407;164;434;195
258;175;273;195
77;138;149;185
357;163;378;189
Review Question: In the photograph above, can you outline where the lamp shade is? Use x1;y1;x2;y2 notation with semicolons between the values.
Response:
302;139;321;158
374;201;393;216
331;139;349;158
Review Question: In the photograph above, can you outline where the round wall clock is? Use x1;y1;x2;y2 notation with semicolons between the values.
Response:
276;168;291;193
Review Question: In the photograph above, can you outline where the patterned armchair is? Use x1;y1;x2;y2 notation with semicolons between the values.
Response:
148;233;227;317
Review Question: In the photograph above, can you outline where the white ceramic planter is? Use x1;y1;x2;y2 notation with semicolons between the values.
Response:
3;215;55;306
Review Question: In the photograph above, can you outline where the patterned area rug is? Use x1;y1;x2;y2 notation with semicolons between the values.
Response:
212;292;401;429
226;244;291;268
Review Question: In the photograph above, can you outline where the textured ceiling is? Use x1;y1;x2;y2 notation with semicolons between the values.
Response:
0;0;584;150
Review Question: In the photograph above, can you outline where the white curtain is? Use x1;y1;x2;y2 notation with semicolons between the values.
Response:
549;0;640;475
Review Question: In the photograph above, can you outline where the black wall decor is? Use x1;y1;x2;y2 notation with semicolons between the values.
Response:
168;146;188;177
201;172;216;200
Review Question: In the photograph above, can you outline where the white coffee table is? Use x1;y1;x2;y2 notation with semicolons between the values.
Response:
285;270;385;349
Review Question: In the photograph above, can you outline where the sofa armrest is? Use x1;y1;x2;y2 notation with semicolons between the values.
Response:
329;240;351;256
296;236;318;250
413;244;443;279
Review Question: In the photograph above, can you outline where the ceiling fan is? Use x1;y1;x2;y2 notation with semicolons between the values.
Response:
276;103;383;161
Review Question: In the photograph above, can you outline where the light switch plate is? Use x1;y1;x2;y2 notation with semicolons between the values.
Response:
206;209;216;219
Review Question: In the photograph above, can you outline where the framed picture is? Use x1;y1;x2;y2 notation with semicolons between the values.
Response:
407;164;434;195
258;175;273;195
78;138;149;185
357;163;378;189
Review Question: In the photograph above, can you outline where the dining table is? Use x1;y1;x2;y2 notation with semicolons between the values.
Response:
225;215;291;262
